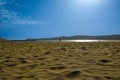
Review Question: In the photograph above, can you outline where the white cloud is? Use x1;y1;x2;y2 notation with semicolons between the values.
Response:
0;0;44;25
13;19;44;24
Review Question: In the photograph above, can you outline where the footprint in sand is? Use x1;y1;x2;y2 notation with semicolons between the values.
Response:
99;59;111;63
49;65;66;70
65;71;81;78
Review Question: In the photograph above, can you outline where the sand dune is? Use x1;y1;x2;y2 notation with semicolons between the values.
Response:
0;41;120;80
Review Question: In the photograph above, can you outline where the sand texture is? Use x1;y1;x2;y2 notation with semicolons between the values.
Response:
0;41;120;80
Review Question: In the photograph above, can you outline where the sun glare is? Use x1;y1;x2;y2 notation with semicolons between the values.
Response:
73;0;101;6
81;0;98;4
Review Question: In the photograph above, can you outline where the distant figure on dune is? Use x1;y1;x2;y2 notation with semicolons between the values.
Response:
59;38;62;42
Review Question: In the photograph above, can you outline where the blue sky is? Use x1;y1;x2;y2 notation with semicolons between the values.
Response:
0;0;120;40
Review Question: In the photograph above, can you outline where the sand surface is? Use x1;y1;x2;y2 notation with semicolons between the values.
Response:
0;41;120;80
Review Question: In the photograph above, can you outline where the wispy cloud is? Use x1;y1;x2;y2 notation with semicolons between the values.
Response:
13;19;44;25
0;0;44;25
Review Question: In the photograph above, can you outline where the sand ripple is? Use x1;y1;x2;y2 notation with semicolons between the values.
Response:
0;42;120;80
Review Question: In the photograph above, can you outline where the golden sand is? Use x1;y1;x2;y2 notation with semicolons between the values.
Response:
0;41;120;80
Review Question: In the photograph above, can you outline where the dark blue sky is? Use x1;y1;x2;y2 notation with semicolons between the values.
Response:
0;0;120;40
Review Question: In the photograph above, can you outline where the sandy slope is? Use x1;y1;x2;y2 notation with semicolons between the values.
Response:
0;41;120;80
